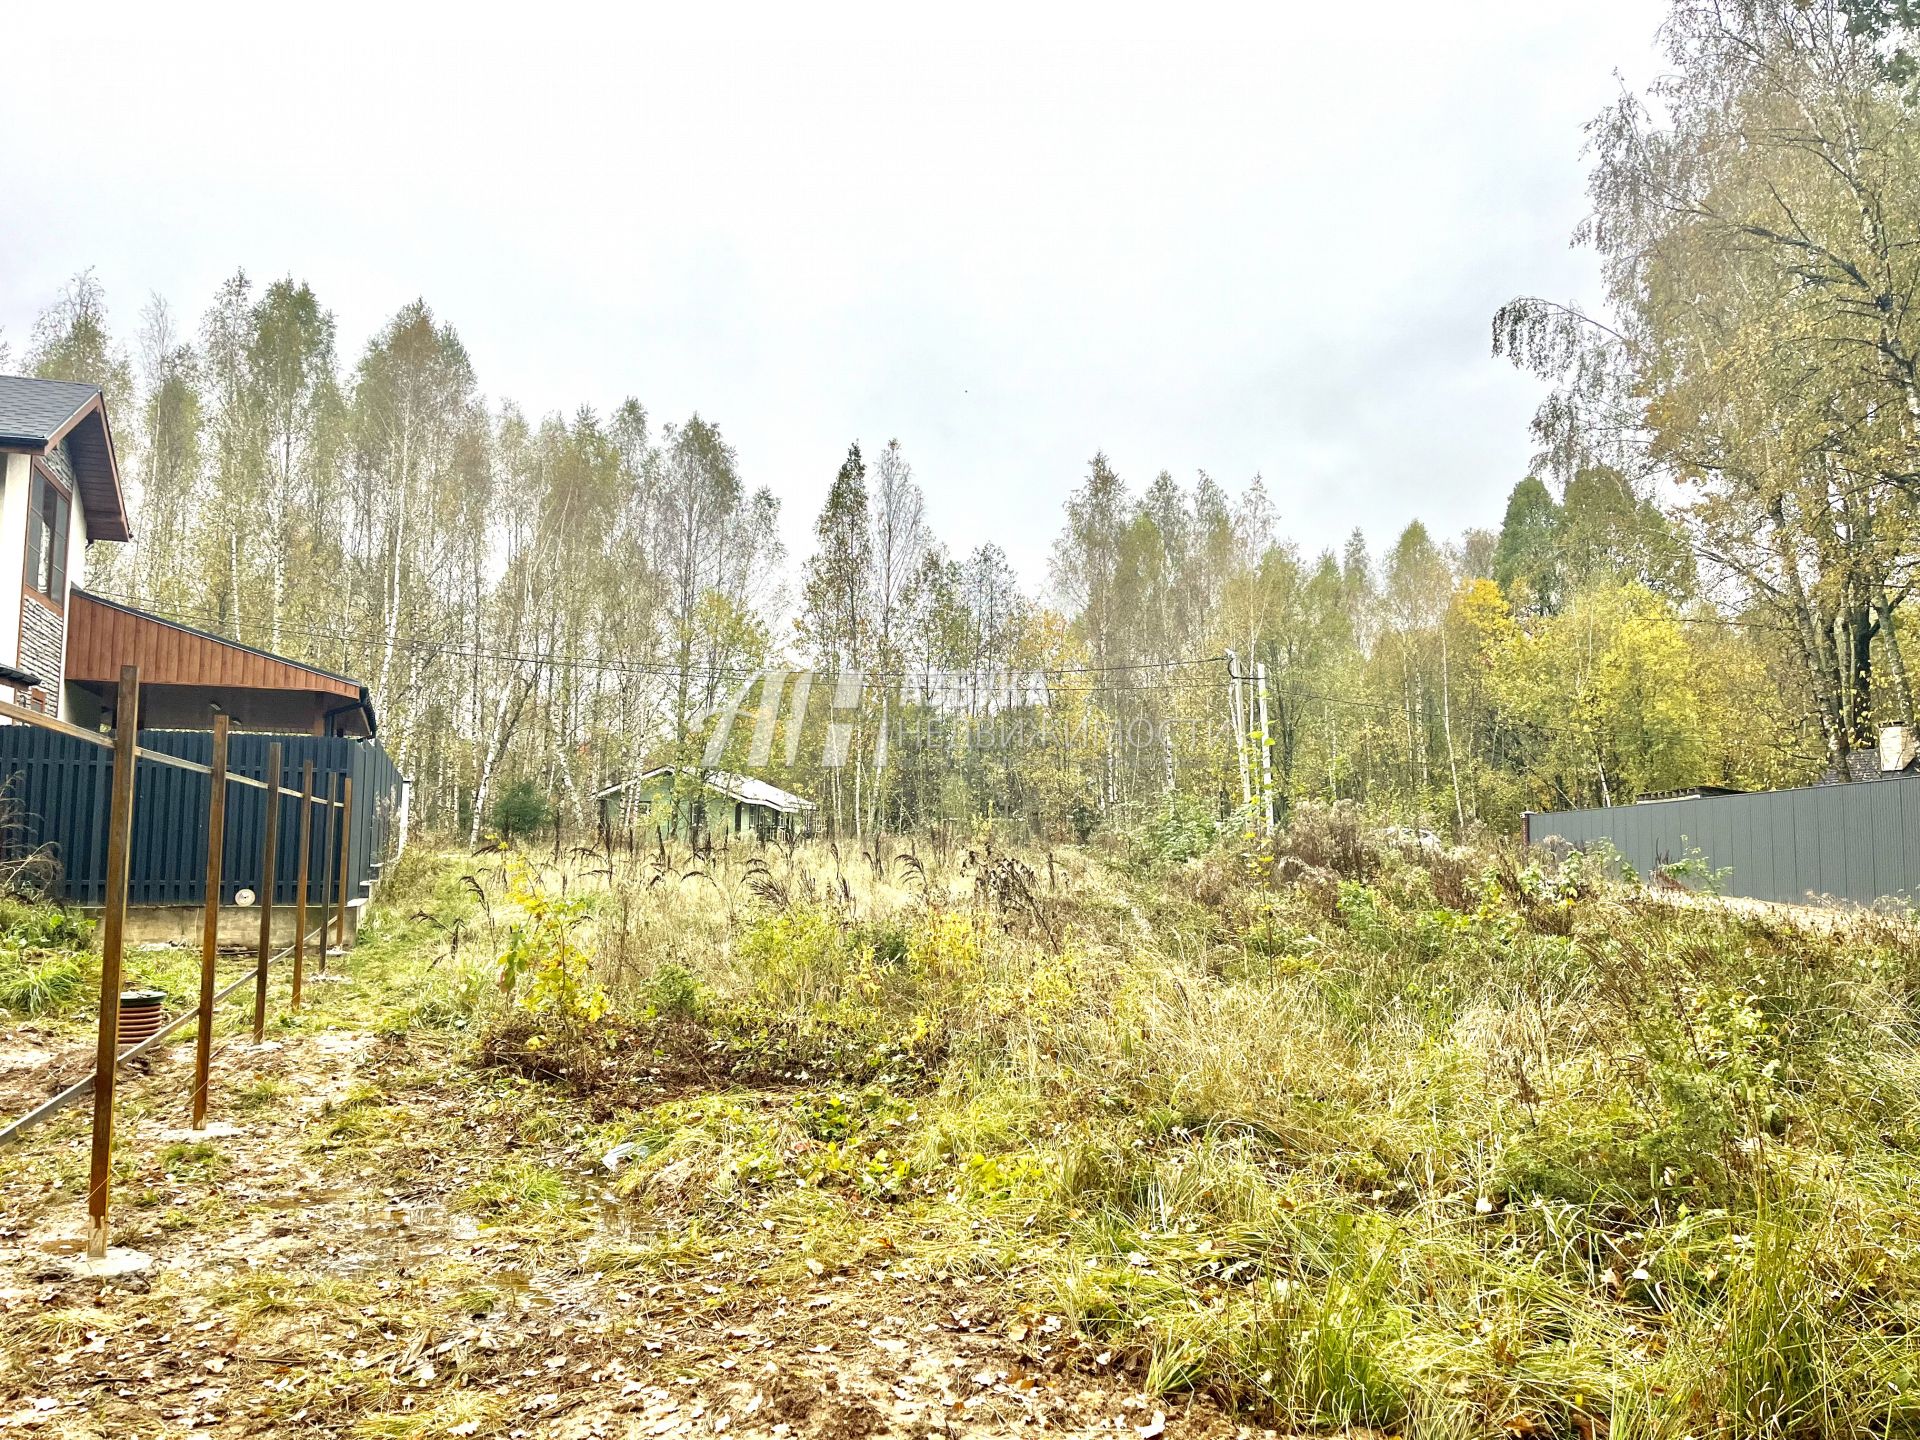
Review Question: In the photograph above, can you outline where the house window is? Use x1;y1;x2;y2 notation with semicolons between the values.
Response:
25;465;70;603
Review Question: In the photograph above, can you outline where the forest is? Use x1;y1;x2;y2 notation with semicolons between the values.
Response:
14;0;1919;843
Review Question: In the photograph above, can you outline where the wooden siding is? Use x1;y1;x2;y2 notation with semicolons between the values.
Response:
65;590;361;700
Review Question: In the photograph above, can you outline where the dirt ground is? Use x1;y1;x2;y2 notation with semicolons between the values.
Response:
0;959;1255;1440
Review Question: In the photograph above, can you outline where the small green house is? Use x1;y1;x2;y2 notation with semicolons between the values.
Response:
594;765;815;842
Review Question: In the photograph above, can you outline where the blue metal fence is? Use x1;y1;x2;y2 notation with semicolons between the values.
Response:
0;727;401;908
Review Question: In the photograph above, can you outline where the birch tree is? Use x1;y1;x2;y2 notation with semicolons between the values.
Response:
349;301;484;768
1497;0;1920;770
248;279;340;652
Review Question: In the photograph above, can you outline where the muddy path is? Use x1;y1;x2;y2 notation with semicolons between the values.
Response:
0;970;1249;1439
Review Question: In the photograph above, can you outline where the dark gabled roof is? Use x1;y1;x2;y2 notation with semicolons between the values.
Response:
1821;748;1920;785
0;375;102;446
0;374;131;542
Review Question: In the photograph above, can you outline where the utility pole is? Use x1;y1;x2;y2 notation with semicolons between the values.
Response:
1255;662;1276;834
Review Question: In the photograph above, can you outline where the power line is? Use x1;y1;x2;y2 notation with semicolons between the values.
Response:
108;590;1759;716
82;591;1235;690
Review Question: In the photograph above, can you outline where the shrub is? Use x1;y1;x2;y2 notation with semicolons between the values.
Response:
736;908;848;1012
488;780;552;844
646;962;704;1019
497;861;605;1023
0;952;85;1016
1134;795;1220;868
1273;801;1380;880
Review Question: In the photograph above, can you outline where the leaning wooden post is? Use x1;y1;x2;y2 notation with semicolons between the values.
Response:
86;664;141;1260
292;761;314;1009
334;775;354;951
252;741;282;1044
316;773;336;976
191;713;231;1132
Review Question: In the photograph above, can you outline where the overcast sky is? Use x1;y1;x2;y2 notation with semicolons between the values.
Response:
1;2;1669;592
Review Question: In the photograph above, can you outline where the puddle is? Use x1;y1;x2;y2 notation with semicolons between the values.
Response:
384;1201;450;1229
255;1187;352;1210
594;1190;642;1240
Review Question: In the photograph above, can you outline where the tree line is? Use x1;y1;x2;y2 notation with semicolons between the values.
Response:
4;0;1910;841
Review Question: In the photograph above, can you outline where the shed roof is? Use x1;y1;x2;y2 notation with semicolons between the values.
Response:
596;766;816;813
0;375;131;541
67;589;377;736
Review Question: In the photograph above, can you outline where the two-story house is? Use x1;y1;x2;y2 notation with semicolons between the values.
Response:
0;375;128;716
0;373;375;735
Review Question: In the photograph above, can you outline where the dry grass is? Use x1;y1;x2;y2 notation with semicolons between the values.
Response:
461;823;1920;1438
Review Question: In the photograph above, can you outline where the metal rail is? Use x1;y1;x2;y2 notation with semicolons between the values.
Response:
0;921;331;1146
0;674;371;1253
0;696;344;804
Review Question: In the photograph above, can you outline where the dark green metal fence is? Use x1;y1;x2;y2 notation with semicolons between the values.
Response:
0;728;401;908
1527;776;1920;907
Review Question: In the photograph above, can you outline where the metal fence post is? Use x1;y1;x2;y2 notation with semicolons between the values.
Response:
191;713;230;1132
317;772;336;975
335;775;354;950
292;760;314;1008
252;741;282;1044
86;664;141;1259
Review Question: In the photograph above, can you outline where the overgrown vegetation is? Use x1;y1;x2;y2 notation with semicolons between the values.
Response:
420;819;1920;1438
0;896;243;1028
3;824;1914;1436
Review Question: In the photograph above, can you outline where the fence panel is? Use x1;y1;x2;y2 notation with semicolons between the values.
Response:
1531;775;1920;907
0;728;400;909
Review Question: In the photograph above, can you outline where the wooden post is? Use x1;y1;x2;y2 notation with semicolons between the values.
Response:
334;775;354;950
191;713;230;1132
316;773;336;975
87;665;141;1259
292;761;314;1009
252;741;282;1045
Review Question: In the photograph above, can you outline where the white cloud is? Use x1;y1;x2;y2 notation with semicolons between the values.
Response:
0;0;1669;587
